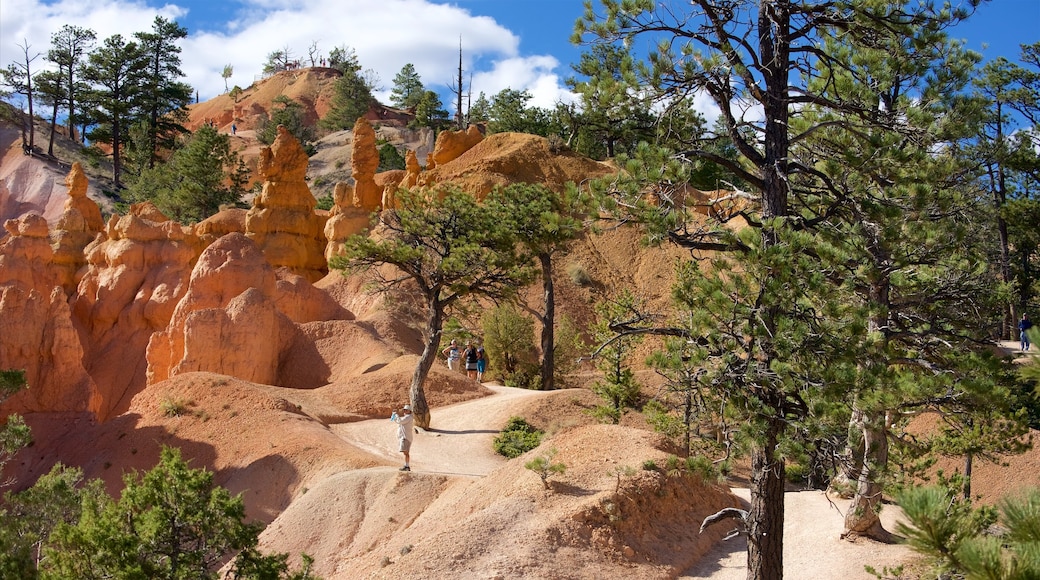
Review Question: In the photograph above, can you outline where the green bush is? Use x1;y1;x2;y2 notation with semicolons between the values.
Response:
493;417;543;458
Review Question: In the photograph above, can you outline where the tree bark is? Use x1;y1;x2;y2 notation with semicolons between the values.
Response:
539;252;555;391
409;293;444;429
842;406;892;541
746;417;785;580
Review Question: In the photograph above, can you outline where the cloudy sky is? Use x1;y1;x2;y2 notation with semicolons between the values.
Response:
1;0;1036;116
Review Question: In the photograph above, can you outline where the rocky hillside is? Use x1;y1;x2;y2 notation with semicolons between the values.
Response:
1;79;1037;578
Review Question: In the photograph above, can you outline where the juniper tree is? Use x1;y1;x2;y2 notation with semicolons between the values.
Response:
329;186;535;428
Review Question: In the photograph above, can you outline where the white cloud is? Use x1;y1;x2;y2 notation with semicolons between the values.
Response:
1;0;570;109
471;55;577;108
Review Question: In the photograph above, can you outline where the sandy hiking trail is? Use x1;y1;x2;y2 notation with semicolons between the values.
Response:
331;383;547;477
330;384;915;578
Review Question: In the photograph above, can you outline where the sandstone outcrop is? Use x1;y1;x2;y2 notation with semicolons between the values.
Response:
428;125;483;169
349;118;381;211
0;213;96;416
323;183;372;262
419;132;614;200
246;126;328;282
194;207;247;247
146;233;296;386
71;203;201;420
51;163;105;294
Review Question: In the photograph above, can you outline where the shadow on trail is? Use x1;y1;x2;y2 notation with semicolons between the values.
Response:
424;428;500;435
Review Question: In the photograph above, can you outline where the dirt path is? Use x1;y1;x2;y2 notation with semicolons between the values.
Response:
331;384;916;578
331;384;550;477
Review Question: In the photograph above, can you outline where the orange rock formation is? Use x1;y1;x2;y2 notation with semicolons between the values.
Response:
51;163;105;294
0;213;96;417
246;126;328;282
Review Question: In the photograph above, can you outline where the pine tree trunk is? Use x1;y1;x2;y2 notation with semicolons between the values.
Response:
747;416;785;580
539;252;555;391
409;294;443;429
842;406;892;541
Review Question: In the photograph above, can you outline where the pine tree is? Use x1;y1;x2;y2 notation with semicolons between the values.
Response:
125;124;247;223
589;291;644;423
320;47;374;132
47;24;95;144
504;183;593;390
82;33;148;187
134;16;193;169
330;186;536;428
577;1;977;576
389;63;424;109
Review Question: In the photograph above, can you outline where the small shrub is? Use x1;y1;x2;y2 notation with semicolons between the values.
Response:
547;133;567;154
315;193;334;211
684;455;719;480
504;361;541;390
493;430;542;459
159;396;191;417
642;459;659;471
493;416;544;458
566;262;593;286
525;448;566;490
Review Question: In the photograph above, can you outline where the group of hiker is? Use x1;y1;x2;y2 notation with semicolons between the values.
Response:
441;339;486;382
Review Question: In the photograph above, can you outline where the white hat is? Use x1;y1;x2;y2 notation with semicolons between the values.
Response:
402;404;411;411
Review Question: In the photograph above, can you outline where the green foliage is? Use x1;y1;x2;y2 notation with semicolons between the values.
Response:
329;185;538;426
377;142;405;172
314;194;334;212
894;484;1040;579
43;446;318;579
524;448;566;490
493;417;543;458
481;302;537;382
124;124;247;223
589;291;643;424
0;463;104;576
485;88;554;136
389;63;424;109
320;47;374;132
0;369;30;481
258;95;315;151
133;16;192;169
552;314;587;389
413;90;450;130
81;32;148;186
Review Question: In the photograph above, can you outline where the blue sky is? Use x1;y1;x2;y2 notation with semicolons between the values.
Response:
1;0;1037;116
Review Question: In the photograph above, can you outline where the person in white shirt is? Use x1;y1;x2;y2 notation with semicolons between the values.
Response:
392;404;415;471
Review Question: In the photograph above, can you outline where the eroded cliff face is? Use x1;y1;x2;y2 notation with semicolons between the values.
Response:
70;203;200;420
0;213;96;416
146;233;293;386
0;128;616;425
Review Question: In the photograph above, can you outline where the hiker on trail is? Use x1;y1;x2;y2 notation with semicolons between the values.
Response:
1020;313;1033;352
442;339;460;371
231;123;237;136
391;404;414;471
476;342;486;382
464;341;479;380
